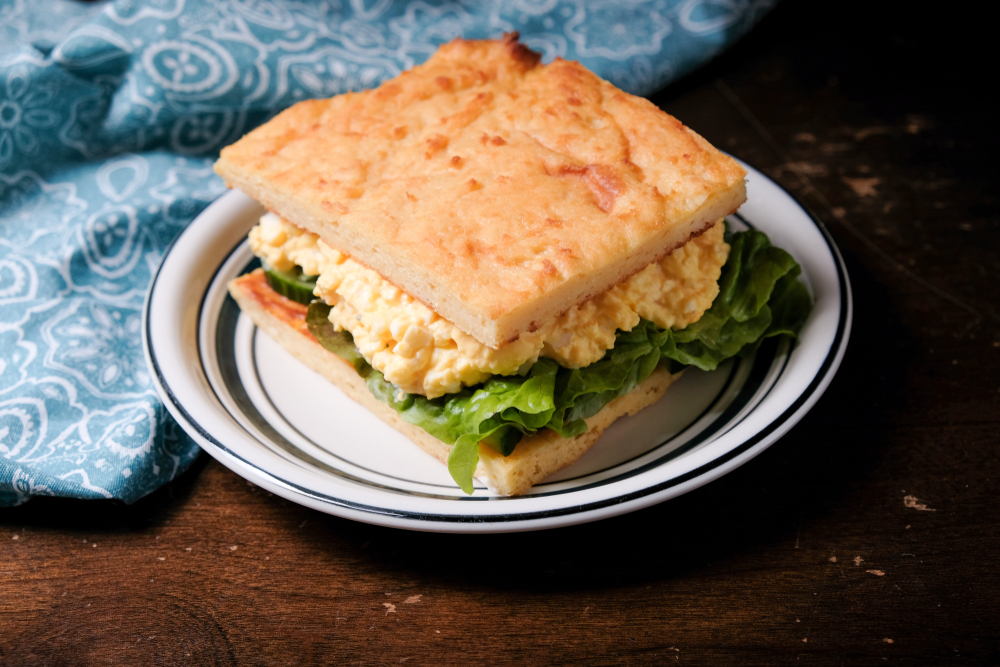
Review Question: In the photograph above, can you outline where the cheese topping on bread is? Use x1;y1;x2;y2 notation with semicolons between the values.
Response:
216;34;746;350
250;213;728;397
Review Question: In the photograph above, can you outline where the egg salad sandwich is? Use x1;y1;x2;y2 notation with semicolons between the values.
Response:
215;34;811;496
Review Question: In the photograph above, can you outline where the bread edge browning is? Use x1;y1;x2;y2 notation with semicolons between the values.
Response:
228;269;680;496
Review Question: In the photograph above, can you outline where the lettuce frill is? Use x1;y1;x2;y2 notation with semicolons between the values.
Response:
305;230;812;493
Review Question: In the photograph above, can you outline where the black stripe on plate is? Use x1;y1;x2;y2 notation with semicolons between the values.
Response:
200;241;484;498
206;233;775;500
147;183;850;525
225;213;765;496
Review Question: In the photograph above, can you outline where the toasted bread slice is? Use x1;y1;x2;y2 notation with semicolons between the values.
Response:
228;270;679;496
216;34;746;349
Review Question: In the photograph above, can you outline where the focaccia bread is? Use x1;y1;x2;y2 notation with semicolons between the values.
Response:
229;270;679;496
215;33;746;349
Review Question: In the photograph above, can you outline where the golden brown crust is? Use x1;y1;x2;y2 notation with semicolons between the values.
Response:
227;271;679;496
216;35;746;349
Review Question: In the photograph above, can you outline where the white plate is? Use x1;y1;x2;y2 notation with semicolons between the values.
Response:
143;161;851;533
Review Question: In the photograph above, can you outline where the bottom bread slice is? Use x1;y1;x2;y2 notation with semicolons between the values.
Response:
229;269;680;496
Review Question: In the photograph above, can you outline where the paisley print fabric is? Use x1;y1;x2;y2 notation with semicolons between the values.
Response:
0;0;774;506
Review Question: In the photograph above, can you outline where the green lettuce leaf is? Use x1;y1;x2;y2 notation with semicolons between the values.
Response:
305;302;368;373
304;229;811;494
658;230;813;371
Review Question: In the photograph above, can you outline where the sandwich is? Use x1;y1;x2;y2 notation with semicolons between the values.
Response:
215;34;812;495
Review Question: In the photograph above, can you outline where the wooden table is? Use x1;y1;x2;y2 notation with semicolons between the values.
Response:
3;3;997;664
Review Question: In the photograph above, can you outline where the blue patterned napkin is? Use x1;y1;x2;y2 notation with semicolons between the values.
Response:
0;0;775;506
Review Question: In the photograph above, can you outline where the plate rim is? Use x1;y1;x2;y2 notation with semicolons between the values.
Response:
143;159;852;533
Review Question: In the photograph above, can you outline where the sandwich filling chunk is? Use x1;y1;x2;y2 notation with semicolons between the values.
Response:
250;212;729;398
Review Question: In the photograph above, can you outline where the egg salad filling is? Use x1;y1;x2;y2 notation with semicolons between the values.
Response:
243;213;813;495
249;213;730;398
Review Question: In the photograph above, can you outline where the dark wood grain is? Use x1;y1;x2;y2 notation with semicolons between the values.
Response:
2;2;998;665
